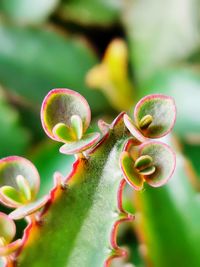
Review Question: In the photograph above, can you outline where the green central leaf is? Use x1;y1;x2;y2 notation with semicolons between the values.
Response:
17;121;130;267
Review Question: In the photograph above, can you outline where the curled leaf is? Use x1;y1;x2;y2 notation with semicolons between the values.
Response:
70;115;83;140
0;186;22;206
119;151;143;190
0;212;16;244
134;94;176;138
9;196;48;220
0;156;40;208
60;132;100;155
52;123;75;143
138;141;176;187
0;239;22;256
123;114;147;143
41;88;91;141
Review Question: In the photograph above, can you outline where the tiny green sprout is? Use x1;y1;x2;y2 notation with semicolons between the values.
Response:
53;115;83;143
71;115;83;140
0;175;32;206
134;155;156;175
134;155;153;170
0;186;22;205
53;122;75;143
16;175;32;202
139;114;153;129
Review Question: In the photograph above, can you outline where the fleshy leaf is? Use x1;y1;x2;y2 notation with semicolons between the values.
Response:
9;196;48;220
0;239;22;256
139;141;176;187
139;165;156;175
60;132;100;154
139;114;153;129
0;156;40;208
123;114;147;143
41;88;91;141
52;123;75;143
0;212;16;244
0;186;22;206
134;155;153;170
16;175;32;202
119;151;143;190
70;115;83;140
134;94;176;138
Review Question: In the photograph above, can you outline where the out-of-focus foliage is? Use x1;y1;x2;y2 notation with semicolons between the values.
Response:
59;0;121;26
0;0;200;266
0;89;30;157
0;23;109;114
123;0;200;82
0;0;59;24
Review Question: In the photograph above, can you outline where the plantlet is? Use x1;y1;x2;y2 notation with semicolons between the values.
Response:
0;88;176;267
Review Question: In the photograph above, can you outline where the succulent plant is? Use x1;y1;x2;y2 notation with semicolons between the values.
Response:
0;88;176;267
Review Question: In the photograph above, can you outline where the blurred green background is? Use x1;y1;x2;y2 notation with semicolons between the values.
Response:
0;1;200;266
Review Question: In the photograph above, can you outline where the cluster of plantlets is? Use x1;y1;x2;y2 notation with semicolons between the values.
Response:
0;88;176;267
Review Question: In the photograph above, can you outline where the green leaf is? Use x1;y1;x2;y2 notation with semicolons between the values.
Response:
60;132;100;154
53;123;75;143
139;67;200;140
0;0;59;24
0;92;30;157
123;0;200;82
71;115;83;140
134;155;153;170
0;24;109;114
0;212;16;244
41;88;91;141
120;151;143;190
16;175;32;202
59;0;120;26
183;143;200;178
138;141;176;187
123;114;146;143
0;156;40;207
9;196;48;220
0;186;22;206
134;95;176;138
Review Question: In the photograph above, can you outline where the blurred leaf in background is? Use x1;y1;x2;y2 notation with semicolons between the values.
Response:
0;0;60;24
59;0;121;26
0;88;30;157
0;23;109;115
122;0;200;83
